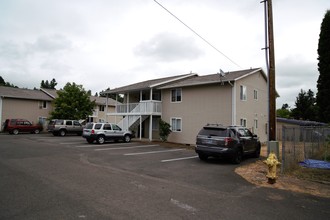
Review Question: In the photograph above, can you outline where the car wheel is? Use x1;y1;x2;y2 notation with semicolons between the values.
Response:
198;153;208;161
253;145;261;158
34;129;40;134
123;135;131;143
232;149;243;164
97;135;105;144
59;130;66;137
13;129;19;135
87;138;94;144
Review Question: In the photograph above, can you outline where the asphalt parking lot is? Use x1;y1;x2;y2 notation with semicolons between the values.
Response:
1;133;330;219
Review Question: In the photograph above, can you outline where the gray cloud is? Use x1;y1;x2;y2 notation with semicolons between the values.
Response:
134;32;204;62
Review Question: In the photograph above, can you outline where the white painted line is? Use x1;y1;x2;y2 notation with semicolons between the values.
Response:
161;156;198;162
124;149;183;156
60;142;86;145
74;145;98;148
170;198;197;213
95;145;159;151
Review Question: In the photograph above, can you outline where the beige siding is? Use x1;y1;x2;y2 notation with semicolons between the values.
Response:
235;71;268;142
162;84;232;145
1;98;53;126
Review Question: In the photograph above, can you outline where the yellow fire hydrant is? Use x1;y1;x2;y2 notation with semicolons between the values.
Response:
263;152;281;184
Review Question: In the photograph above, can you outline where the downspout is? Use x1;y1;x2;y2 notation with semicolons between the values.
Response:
231;82;236;125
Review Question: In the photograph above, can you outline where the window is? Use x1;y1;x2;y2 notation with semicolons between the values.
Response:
99;105;105;112
112;124;122;131
240;85;247;101
39;101;47;109
171;88;182;102
152;118;160;130
240;118;247;127
254;90;258;100
65;121;73;126
103;124;112;130
171;118;182;132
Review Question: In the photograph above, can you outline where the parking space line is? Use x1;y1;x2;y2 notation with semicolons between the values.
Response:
161;156;198;162
95;145;159;151
60;142;86;145
124;149;183;156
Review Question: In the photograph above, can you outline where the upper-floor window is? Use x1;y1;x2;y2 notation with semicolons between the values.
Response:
39;101;47;109
254;89;258;100
171;88;182;102
240;85;247;101
240;118;247;127
99;105;105;112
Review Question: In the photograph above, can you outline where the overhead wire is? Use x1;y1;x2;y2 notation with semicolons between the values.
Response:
154;0;242;68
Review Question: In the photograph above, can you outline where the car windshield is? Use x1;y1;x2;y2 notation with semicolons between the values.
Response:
198;128;228;137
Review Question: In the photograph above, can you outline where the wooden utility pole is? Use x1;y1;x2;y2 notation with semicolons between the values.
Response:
267;0;276;141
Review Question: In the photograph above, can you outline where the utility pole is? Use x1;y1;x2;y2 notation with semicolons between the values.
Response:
267;0;276;141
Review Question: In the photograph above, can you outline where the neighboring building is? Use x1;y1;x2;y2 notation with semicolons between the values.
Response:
276;117;327;141
103;68;269;145
0;87;119;131
0;86;53;130
41;88;120;123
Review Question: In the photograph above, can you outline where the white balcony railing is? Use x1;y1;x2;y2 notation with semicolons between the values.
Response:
115;101;162;115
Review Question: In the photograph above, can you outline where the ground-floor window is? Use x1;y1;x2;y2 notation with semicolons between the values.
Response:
240;118;247;127
171;117;182;132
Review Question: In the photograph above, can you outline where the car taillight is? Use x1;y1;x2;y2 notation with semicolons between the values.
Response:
91;129;95;134
224;137;233;146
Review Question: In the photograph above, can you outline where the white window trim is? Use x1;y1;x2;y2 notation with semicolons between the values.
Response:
240;85;247;101
171;117;182;132
240;118;247;127
254;89;258;100
39;101;47;109
170;88;182;103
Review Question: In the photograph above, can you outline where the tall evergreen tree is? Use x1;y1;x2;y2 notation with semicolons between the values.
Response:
291;89;317;121
316;10;330;122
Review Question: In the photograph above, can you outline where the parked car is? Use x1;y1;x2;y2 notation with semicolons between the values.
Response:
195;124;261;164
47;119;83;136
82;123;133;144
3;119;43;135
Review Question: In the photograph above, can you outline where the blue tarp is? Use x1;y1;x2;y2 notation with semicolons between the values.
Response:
299;159;330;169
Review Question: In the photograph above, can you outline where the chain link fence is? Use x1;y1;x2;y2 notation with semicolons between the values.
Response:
281;126;330;172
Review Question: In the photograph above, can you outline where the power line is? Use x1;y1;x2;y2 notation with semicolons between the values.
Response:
154;0;242;68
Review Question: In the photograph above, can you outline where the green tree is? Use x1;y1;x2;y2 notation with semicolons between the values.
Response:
276;103;292;118
316;10;330;122
0;76;5;85
291;89;317;121
50;82;95;120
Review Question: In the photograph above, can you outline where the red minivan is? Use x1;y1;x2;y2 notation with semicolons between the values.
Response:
3;119;43;135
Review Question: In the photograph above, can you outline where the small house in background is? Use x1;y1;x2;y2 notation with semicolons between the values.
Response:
103;68;269;145
0;86;53;130
276;117;328;141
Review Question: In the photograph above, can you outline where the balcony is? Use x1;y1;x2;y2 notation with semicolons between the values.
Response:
111;101;162;115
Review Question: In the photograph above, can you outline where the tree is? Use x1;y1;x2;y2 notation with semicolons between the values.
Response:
50;82;95;120
291;89;317;121
41;78;57;89
316;10;330;122
0;76;18;88
276;103;291;118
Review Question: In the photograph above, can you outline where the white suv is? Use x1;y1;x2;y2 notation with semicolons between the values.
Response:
82;123;133;144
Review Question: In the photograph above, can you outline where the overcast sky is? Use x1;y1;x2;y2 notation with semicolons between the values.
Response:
0;0;329;108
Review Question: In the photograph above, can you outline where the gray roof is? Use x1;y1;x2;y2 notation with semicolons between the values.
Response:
104;73;197;94
41;88;119;106
0;86;53;101
104;68;264;93
159;68;264;89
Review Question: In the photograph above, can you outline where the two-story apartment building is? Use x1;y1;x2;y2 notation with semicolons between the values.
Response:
103;68;269;145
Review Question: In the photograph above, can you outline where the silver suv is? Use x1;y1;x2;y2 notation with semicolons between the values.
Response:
82;123;133;144
47;119;83;136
